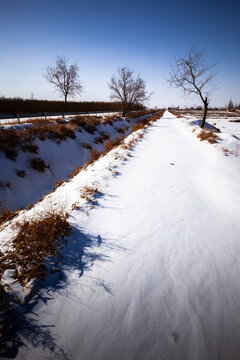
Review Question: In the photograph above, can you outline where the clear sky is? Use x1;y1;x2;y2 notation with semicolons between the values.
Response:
0;0;240;107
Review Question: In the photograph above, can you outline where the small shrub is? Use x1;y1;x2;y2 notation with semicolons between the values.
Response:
30;157;50;172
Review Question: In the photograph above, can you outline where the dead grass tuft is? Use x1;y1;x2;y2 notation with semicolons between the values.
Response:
0;207;19;227
104;138;122;153
69;166;83;178
0;209;72;286
30;157;50;172
53;179;65;190
90;149;101;162
71;116;99;133
80;184;100;203
132;123;145;132
197;130;219;144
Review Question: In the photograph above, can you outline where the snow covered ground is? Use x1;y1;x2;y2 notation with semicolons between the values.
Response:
2;111;240;359
0;114;144;210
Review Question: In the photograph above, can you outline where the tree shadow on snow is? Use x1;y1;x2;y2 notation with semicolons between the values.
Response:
1;222;127;359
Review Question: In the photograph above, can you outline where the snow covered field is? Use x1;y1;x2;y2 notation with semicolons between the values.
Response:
1;111;240;359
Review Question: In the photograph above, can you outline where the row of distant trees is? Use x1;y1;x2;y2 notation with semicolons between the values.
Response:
0;97;145;115
227;99;240;110
1;47;220;128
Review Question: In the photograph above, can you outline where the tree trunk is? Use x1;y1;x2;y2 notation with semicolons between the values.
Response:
122;103;127;117
64;94;67;113
201;98;208;128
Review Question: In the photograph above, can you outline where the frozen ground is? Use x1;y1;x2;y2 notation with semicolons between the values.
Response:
2;111;240;359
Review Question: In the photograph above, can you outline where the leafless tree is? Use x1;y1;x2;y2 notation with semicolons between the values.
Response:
108;67;151;116
45;56;83;112
168;47;217;128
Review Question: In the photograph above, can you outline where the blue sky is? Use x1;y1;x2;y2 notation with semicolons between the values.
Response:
0;0;240;107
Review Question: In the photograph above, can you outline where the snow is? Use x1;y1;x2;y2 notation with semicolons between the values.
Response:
2;110;240;359
0;114;143;210
0;112;120;125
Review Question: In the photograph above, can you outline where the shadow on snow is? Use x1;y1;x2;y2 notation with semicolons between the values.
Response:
1;192;128;358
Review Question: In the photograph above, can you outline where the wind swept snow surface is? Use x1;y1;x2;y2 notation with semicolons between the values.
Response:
14;111;240;359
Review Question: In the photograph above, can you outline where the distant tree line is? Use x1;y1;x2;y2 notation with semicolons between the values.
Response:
0;97;144;115
227;99;240;110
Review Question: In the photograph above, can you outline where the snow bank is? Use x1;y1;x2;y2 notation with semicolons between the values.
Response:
0;114;151;211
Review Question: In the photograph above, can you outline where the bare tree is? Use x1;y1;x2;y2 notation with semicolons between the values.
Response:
168;47;216;128
108;67;151;116
45;56;83;112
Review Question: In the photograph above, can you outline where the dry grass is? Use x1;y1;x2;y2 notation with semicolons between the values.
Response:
103;116;113;126
70;116;99;133
69;166;83;178
30;157;50;172
80;184;100;202
90;149;101;162
0;207;19;227
0;208;71;288
104;137;122;153
53;179;65;190
132;123;146;132
0;116;101;161
196;130;219;144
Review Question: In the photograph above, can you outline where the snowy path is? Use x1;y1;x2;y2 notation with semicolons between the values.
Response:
16;112;240;360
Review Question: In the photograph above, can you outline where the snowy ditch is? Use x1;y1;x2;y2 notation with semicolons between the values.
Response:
0;112;155;211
